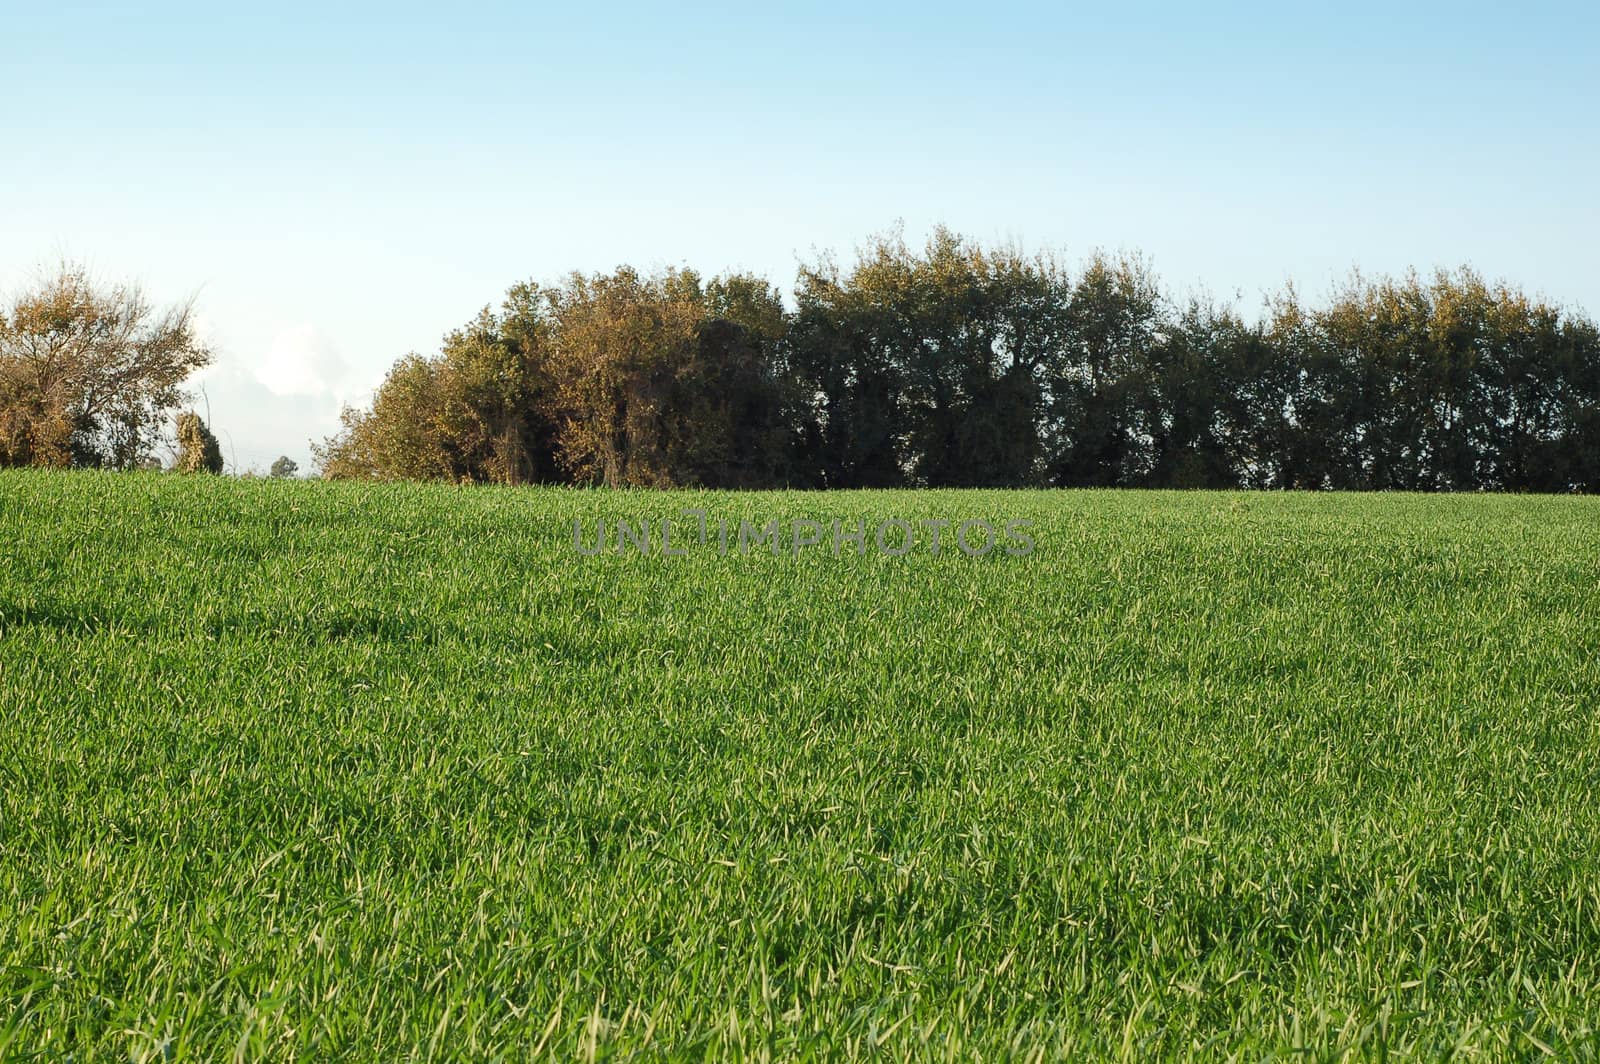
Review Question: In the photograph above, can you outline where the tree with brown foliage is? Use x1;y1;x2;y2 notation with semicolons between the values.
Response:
546;267;789;488
174;411;223;473
321;267;792;488
315;287;562;484
0;263;211;469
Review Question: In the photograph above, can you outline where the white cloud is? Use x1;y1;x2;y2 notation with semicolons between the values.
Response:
253;324;350;398
172;322;378;474
190;311;223;351
175;361;332;474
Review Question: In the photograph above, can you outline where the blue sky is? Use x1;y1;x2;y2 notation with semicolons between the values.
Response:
4;1;1596;471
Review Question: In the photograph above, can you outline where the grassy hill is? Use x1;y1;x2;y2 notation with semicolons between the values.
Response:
2;471;1599;1058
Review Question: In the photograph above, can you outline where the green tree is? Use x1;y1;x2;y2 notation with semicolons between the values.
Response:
1046;253;1163;486
788;254;907;488
1138;299;1253;489
789;228;1066;488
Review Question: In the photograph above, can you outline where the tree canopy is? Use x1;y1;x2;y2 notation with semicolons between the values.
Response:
0;263;211;470
319;229;1600;493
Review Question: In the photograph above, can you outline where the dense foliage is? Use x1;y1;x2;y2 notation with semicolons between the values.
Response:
3;473;1598;1056
173;412;223;474
320;229;1600;491
0;264;211;470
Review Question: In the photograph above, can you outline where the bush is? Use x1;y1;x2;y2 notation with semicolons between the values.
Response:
174;412;223;474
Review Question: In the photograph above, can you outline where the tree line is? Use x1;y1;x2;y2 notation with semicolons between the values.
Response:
5;235;1598;491
318;228;1600;492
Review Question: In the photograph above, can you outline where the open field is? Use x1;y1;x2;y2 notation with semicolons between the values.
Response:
2;471;1599;1059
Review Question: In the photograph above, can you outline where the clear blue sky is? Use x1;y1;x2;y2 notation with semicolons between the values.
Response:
4;1;1596;471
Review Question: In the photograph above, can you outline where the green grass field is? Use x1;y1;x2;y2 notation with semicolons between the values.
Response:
2;471;1599;1059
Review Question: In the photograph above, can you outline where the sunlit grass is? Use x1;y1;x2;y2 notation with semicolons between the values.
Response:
2;470;1598;1059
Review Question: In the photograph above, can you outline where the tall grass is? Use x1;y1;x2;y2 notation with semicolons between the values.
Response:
2;471;1598;1058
